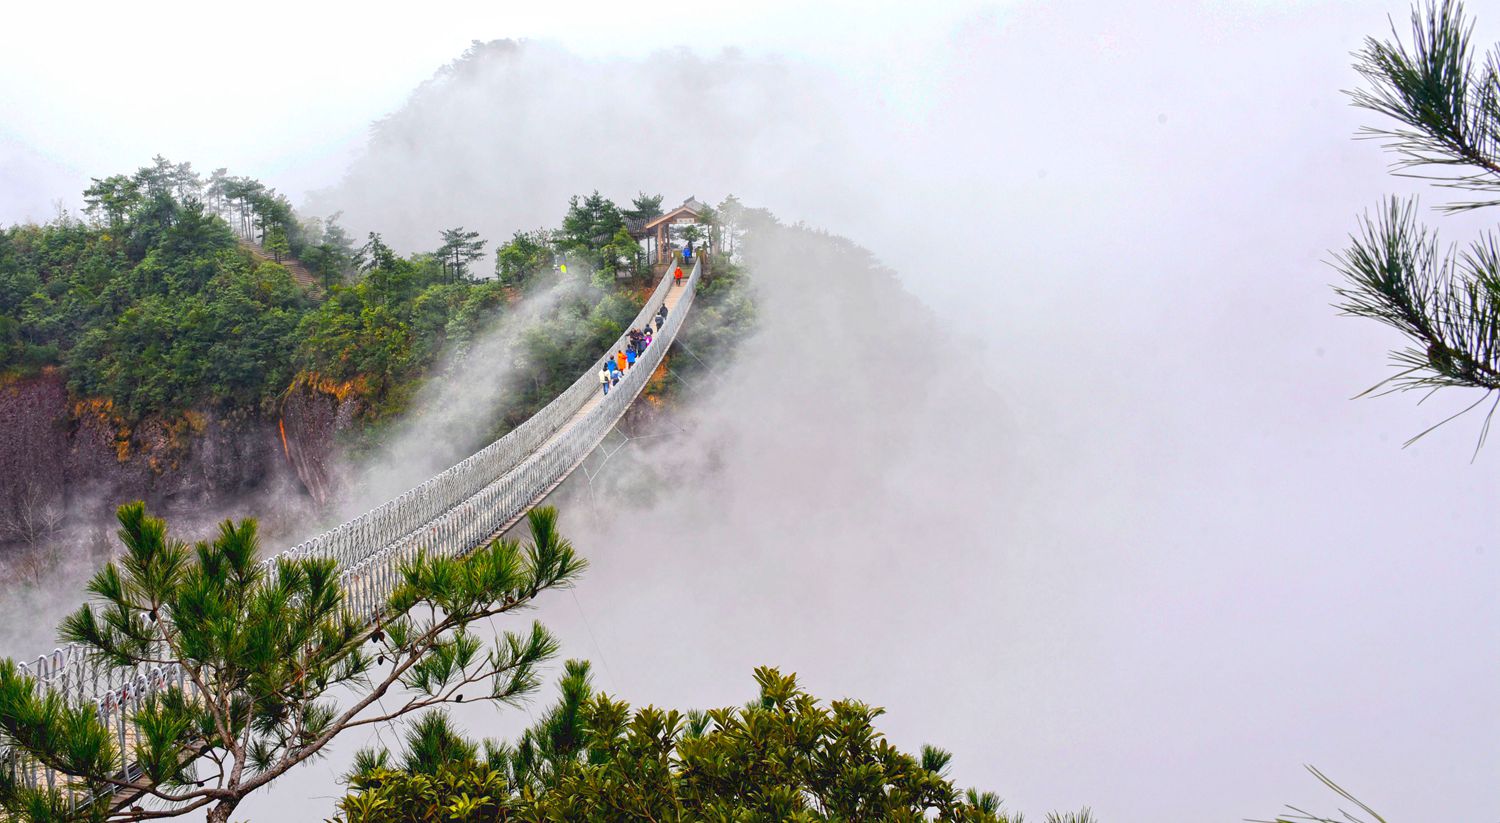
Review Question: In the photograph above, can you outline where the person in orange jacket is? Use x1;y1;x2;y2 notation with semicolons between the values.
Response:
674;266;683;287
615;350;627;372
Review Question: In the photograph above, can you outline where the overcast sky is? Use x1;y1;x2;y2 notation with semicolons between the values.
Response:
0;0;971;220
6;1;1500;821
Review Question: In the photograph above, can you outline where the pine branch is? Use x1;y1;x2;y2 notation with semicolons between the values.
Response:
1350;0;1500;211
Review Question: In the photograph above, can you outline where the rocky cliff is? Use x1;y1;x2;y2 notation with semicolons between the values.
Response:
0;370;359;578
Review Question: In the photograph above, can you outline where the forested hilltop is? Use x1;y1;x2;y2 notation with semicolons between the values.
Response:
0;158;751;587
0;157;617;422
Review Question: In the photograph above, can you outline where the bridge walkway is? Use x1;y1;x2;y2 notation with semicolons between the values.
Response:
479;275;689;542
551;278;687;440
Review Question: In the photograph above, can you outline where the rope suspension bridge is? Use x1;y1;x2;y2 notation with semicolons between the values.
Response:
3;256;703;814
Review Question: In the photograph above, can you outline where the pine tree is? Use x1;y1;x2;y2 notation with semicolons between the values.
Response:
359;232;399;273
621;192;664;222
0;504;583;823
437;227;486;283
494;229;553;286
265;224;290;262
1336;0;1500;447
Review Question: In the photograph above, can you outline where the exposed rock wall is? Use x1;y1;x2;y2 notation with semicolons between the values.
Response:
280;384;360;508
0;371;359;567
0;371;69;517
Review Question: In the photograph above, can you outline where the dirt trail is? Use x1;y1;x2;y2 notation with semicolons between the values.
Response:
238;239;320;290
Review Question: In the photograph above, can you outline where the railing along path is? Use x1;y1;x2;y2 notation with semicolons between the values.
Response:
4;257;703;807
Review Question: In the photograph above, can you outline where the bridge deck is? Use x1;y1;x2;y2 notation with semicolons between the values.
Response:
549;279;687;442
482;277;689;542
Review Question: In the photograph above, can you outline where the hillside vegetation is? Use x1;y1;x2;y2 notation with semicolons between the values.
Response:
0;159;680;429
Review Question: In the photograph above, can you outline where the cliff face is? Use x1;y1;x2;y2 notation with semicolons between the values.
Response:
0;373;70;540
280;383;359;508
0;371;359;567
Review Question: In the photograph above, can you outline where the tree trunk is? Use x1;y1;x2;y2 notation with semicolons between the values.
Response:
206;798;240;823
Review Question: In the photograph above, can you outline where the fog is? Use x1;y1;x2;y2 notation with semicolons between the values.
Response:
255;2;1500;820
9;0;1500;820
0;472;323;660
333;277;579;516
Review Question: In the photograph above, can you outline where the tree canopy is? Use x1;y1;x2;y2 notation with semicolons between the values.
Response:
335;661;1057;823
560;192;625;252
0;162;651;427
494;229;553;286
621;192;664;223
0;504;583;823
559;192;632;278
300;212;357;290
438;227;487;283
1;191;310;419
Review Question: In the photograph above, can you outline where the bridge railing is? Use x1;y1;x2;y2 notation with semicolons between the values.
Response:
281;255;688;572
13;258;688;698
341;257;701;620
4;258;703;810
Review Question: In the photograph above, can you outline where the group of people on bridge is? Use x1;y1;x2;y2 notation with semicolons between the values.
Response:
599;302;670;395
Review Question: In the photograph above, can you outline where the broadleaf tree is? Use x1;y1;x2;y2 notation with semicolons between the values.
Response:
494;229;553;286
0;503;584;823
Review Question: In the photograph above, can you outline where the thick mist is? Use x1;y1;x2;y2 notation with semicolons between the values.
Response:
304;38;869;254
291;3;1500;820
19;1;1500;820
332;278;578;517
0;471;321;660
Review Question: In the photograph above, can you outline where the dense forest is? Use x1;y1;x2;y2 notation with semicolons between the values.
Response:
0;158;756;431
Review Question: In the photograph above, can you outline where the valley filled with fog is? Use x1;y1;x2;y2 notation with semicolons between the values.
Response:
4;2;1498;820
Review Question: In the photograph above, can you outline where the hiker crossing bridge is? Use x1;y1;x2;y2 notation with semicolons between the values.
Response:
4;256;703;812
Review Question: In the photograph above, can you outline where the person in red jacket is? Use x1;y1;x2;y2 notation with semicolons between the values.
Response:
674;266;683;287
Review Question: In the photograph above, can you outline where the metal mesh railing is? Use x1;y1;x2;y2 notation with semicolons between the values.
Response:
3;258;703;807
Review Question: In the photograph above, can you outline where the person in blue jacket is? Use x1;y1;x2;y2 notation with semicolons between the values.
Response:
626;346;637;369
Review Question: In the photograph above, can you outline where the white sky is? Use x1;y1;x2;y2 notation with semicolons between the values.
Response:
0;0;970;218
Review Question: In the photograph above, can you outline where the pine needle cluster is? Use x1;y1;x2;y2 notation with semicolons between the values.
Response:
0;504;582;823
1337;0;1500;447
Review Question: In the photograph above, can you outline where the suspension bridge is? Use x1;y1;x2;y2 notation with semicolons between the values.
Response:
3;255;704;814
